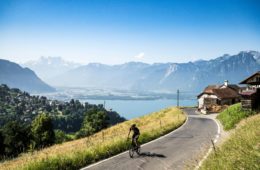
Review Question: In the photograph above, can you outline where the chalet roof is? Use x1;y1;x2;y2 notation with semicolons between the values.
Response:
204;85;220;93
197;84;241;99
226;84;241;92
239;71;260;85
212;88;240;99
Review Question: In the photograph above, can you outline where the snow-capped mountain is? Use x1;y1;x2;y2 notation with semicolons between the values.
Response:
48;51;260;92
23;56;81;83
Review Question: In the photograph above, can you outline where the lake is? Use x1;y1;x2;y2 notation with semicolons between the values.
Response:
82;99;197;119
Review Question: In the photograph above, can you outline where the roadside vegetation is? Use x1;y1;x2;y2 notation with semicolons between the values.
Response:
200;103;260;170
0;107;186;170
217;103;256;130
200;114;260;170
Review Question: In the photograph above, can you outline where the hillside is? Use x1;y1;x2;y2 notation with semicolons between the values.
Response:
200;104;259;170
48;51;260;92
200;114;260;170
0;84;125;133
0;59;55;93
0;107;186;170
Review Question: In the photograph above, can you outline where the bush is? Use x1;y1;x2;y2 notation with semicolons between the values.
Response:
217;103;256;130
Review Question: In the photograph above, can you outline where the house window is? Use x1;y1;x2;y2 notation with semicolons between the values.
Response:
256;76;260;82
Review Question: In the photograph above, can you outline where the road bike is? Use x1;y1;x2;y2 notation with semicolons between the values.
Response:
128;140;141;158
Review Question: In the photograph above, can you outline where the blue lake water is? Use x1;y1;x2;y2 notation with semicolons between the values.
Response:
83;99;197;119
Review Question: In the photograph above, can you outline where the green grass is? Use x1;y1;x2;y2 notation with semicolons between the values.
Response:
200;114;260;170
0;107;186;170
217;103;256;130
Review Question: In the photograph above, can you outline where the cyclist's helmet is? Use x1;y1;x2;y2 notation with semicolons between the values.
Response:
131;124;136;128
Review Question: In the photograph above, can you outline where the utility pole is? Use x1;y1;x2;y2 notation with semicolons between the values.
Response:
103;100;106;109
177;89;179;108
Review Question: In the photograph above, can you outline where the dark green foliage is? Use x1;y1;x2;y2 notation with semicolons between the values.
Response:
0;131;4;157
31;113;55;148
0;84;125;159
2;121;31;156
54;130;70;144
0;84;125;133
76;109;108;138
106;111;126;125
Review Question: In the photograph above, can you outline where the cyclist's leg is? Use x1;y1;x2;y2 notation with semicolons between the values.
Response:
131;135;135;146
133;135;139;148
135;135;140;147
136;135;139;147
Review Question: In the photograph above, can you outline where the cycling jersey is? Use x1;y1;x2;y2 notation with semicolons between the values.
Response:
130;127;140;136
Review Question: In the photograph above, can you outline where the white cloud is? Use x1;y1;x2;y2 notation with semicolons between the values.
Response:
134;52;145;59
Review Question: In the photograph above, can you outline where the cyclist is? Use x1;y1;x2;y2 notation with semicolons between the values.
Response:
127;124;140;148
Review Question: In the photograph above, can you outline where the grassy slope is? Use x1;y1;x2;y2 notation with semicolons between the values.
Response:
0;107;186;170
200;104;260;170
200;114;260;170
217;103;256;130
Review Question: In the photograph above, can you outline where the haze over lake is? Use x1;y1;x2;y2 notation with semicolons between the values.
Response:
83;99;196;119
38;87;197;119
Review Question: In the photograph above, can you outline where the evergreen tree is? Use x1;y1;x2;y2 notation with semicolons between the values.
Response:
31;113;55;148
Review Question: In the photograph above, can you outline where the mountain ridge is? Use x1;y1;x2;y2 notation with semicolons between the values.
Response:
47;51;260;92
23;56;81;82
0;59;55;93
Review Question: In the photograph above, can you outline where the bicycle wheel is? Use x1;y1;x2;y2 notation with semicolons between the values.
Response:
136;146;141;155
129;148;134;158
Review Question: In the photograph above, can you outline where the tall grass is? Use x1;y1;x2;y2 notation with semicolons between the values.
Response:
200;114;260;170
0;107;186;170
217;103;256;130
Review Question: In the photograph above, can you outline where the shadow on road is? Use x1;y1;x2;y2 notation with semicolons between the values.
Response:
139;152;166;158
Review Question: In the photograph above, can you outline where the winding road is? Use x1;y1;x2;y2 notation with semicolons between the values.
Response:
81;108;219;170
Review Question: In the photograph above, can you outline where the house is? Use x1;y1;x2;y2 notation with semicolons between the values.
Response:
198;80;241;114
239;71;260;110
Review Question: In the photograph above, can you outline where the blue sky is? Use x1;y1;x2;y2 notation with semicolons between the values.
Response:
0;0;259;64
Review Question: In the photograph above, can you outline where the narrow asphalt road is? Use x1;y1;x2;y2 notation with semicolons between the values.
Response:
81;108;218;170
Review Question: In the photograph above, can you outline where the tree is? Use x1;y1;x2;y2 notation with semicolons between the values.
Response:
77;109;108;138
2;121;31;156
31;113;55;149
0;130;4;157
54;130;68;144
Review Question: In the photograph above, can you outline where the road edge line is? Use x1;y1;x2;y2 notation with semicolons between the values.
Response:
81;109;188;170
194;115;221;170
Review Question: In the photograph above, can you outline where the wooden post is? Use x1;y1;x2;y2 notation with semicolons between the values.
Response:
102;131;105;142
211;139;216;155
160;119;162;128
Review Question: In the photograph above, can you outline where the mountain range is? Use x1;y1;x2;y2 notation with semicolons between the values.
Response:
46;51;260;93
23;56;81;82
2;51;259;94
0;59;55;93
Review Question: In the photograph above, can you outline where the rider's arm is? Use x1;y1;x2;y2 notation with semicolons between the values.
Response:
127;128;131;138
